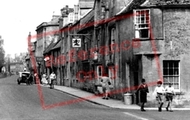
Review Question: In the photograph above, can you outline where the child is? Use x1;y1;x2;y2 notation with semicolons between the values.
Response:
153;80;165;112
100;76;112;100
136;78;149;111
165;83;175;112
41;73;48;85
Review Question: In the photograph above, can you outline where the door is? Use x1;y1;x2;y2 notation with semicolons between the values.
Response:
134;71;139;104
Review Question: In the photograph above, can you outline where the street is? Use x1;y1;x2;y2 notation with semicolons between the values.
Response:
0;75;190;120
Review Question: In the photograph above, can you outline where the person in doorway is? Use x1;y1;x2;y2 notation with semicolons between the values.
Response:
165;83;175;112
153;80;165;112
136;78;149;111
49;72;56;89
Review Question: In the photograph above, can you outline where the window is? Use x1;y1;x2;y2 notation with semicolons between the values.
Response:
163;60;180;91
110;28;116;51
134;9;150;39
108;27;116;61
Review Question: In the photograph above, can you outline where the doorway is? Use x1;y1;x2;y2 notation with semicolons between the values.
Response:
134;71;139;104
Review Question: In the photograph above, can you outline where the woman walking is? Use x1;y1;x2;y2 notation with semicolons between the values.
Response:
136;78;149;111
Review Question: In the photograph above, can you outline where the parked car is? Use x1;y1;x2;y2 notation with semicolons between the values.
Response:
17;72;31;85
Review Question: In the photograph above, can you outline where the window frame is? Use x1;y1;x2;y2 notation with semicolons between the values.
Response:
163;60;180;92
134;9;150;39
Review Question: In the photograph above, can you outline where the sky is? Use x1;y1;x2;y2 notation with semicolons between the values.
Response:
0;0;78;58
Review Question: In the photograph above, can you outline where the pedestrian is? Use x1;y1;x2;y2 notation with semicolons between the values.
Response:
34;73;37;84
27;73;33;85
99;76;113;100
153;80;165;112
136;78;149;111
165;83;175;112
49;72;56;89
41;73;48;85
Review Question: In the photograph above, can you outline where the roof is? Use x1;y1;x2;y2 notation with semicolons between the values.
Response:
116;0;147;16
36;22;59;31
51;40;61;50
79;9;94;31
118;0;190;10
43;41;57;54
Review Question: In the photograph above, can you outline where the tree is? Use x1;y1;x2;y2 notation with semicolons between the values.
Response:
0;36;5;72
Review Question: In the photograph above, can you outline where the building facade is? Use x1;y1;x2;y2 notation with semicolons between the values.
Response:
39;0;190;107
60;0;190;106
36;16;60;75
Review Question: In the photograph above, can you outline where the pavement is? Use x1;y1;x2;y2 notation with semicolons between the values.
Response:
41;84;190;110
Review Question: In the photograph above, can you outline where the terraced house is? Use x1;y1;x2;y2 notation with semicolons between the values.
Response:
42;0;190;106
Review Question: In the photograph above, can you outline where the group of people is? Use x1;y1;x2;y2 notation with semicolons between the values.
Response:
28;72;56;89
136;79;175;112
41;72;56;89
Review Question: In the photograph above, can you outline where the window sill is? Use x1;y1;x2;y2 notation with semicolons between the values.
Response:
133;38;164;41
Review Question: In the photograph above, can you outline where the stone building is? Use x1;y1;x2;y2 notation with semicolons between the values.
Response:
94;0;190;106
40;0;190;107
35;15;60;75
58;0;94;87
62;0;190;107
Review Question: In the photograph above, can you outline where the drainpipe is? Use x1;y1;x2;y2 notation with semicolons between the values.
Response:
68;24;71;87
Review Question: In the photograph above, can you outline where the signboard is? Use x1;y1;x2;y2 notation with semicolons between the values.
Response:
36;57;44;62
72;38;81;47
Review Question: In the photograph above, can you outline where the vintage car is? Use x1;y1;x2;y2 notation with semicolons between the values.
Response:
17;72;31;85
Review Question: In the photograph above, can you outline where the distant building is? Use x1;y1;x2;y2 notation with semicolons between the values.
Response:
78;0;94;18
35;15;60;74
